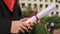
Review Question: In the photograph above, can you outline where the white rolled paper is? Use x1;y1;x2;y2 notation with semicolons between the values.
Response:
25;4;57;23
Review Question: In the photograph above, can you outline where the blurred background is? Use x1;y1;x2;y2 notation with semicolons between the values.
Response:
19;0;60;34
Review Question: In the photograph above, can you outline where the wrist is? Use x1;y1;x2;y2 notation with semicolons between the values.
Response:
11;21;20;33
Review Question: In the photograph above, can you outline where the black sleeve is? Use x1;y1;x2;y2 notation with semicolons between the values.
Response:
18;6;23;19
0;8;12;34
0;19;12;34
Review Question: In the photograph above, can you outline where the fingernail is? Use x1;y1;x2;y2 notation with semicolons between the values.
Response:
28;27;32;29
27;30;28;32
29;22;31;24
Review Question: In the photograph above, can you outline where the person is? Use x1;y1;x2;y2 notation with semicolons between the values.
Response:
45;22;49;29
0;0;37;34
45;22;50;32
50;22;55;34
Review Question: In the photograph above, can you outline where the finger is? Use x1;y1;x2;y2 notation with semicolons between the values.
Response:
28;27;32;30
20;25;28;32
22;18;29;21
21;22;32;31
19;28;25;33
22;22;30;27
29;22;34;26
33;22;37;25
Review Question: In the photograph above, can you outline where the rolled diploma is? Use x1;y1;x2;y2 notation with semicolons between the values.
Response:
25;4;57;23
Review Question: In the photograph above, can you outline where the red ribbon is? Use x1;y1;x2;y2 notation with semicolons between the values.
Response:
35;15;38;20
29;22;34;25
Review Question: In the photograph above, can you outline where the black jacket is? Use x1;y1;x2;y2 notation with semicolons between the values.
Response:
0;0;22;34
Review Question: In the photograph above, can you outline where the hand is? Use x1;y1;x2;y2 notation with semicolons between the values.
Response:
20;18;29;22
11;18;37;34
21;18;38;31
20;18;33;31
29;21;37;26
11;18;32;34
21;18;38;26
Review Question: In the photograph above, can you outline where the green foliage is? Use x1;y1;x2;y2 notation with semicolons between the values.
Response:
40;17;47;24
22;11;28;17
46;15;60;29
46;15;60;23
22;6;34;17
29;22;50;34
40;15;60;29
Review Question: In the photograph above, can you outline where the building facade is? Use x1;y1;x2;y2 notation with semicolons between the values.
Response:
19;0;60;16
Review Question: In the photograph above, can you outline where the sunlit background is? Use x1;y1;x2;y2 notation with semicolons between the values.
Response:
19;0;60;16
18;0;60;34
